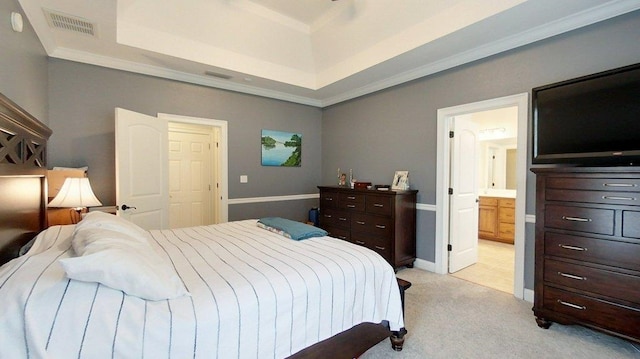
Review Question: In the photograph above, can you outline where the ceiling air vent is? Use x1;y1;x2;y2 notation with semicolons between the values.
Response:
204;71;232;80
43;9;96;37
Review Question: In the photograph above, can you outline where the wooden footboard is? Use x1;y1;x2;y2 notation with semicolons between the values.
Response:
288;278;411;358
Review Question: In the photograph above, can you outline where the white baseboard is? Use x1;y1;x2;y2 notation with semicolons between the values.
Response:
412;258;436;272
524;289;534;303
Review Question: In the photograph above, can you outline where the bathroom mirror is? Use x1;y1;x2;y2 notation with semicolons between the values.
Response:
479;141;517;190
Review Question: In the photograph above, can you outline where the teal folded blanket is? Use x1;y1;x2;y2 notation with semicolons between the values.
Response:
257;217;327;240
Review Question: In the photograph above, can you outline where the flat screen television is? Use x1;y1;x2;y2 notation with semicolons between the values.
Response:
532;62;640;166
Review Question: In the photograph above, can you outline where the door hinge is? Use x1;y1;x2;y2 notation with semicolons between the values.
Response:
449;131;454;138
448;188;453;195
447;244;452;251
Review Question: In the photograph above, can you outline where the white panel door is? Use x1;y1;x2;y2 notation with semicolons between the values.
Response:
449;116;480;273
115;108;168;230
168;128;212;228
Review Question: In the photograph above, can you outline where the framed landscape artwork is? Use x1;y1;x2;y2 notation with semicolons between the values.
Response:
261;129;302;167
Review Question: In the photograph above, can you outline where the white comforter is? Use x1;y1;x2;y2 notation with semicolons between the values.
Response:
0;220;403;359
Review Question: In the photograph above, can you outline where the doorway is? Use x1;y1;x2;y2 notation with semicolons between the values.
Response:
450;107;518;293
116;110;228;229
168;122;220;228
160;113;228;225
435;93;528;299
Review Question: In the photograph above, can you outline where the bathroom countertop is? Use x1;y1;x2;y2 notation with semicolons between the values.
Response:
479;189;516;198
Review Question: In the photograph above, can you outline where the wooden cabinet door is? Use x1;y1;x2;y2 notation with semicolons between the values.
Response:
478;205;498;238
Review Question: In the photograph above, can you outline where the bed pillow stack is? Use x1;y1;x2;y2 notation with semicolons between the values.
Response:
59;212;189;301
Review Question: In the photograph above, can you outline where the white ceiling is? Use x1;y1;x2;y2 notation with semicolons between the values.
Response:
17;0;640;107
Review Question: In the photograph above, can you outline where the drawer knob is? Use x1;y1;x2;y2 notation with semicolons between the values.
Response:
559;244;587;252
356;221;365;225
602;195;636;201
324;214;332;218
557;300;586;311
338;236;347;240
603;183;636;187
355;240;366;245
374;203;384;207
375;245;386;251
325;197;333;201
347;204;356;208
338;217;347;221
558;272;587;281
561;216;591;222
375;224;386;229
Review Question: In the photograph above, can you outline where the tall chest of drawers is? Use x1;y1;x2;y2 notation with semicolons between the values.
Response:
317;186;417;269
532;167;640;343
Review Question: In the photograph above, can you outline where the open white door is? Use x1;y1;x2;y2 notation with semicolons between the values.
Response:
115;108;168;230
449;116;480;273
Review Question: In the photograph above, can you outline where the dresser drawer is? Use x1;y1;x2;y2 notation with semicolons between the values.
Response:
499;207;514;222
545;205;614;235
320;191;339;209
622;210;640;239
545;232;640;271
544;259;640;304
319;208;350;229
351;213;392;238
351;233;391;261
498;222;515;239
479;197;498;206
547;177;640;192
546;189;640;206
338;192;366;211
543;286;640;339
365;194;392;216
499;198;515;208
324;226;350;241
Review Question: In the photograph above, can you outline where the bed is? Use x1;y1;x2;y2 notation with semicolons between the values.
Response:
0;92;407;358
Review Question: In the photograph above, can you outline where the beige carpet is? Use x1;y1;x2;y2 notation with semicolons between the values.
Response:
361;268;640;359
450;239;514;294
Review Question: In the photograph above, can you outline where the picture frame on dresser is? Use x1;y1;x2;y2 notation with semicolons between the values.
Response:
392;171;409;190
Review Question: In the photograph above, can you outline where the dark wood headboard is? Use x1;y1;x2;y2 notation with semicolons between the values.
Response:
0;92;51;265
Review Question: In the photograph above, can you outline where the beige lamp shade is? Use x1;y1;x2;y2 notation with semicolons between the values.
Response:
48;177;102;209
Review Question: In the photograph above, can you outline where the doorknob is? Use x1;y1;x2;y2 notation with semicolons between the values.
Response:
120;204;137;211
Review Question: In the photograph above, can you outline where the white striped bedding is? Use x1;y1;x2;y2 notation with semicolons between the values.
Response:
0;219;404;359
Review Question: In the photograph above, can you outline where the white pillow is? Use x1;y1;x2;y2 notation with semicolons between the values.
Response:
60;219;189;301
75;211;149;240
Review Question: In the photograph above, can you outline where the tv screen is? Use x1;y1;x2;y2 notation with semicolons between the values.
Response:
532;63;640;166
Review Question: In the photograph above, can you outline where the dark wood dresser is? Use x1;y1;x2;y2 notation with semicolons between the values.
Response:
317;186;417;269
531;167;640;343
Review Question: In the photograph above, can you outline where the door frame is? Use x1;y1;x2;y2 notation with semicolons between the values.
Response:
435;93;528;299
159;113;229;223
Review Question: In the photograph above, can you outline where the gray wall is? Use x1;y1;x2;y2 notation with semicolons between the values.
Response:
47;60;322;219
321;10;640;290
0;0;48;122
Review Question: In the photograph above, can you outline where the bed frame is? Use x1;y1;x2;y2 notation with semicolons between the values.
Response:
0;92;50;265
0;91;405;357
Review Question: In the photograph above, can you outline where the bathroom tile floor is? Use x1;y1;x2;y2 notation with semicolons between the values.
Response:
450;239;515;294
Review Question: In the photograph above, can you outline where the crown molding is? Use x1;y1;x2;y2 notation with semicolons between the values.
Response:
48;47;323;107
320;0;640;107
44;1;640;109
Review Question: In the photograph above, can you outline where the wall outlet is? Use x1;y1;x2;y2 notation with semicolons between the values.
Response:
240;175;248;183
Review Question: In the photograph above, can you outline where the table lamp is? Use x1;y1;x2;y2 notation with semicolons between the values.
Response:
49;177;102;223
